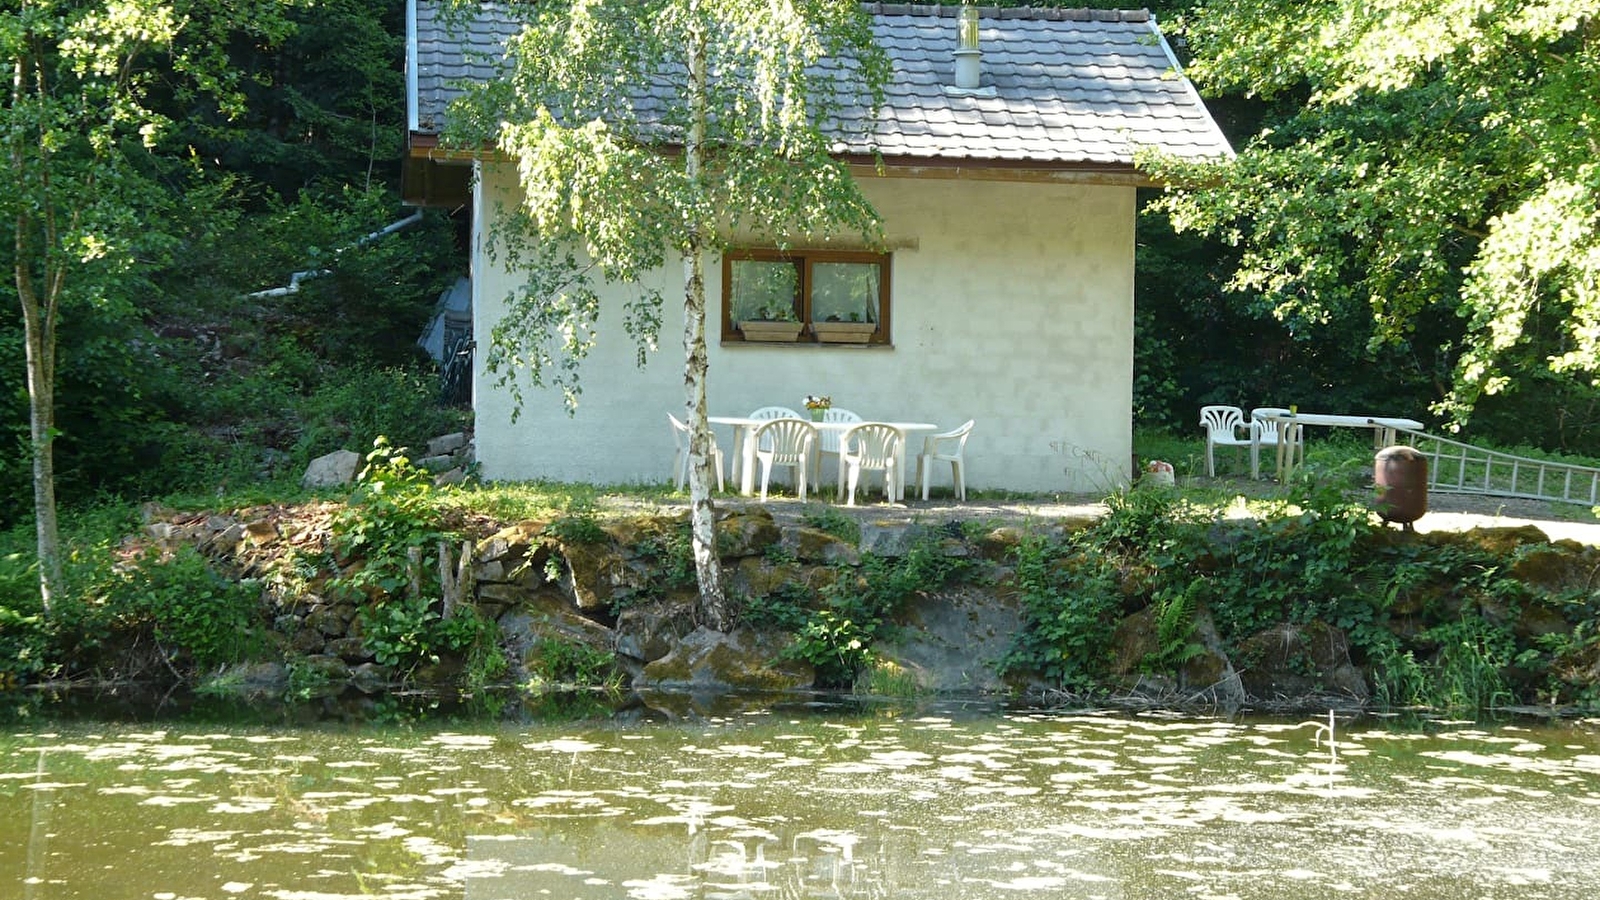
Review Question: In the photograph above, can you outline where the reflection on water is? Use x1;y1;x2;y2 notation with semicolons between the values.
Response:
3;699;1600;899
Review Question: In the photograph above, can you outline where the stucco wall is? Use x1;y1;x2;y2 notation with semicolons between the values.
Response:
471;164;1134;494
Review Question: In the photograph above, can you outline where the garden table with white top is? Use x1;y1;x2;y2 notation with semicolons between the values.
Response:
1253;411;1425;479
708;415;938;501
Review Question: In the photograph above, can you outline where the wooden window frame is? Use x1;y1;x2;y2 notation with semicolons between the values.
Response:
720;248;892;345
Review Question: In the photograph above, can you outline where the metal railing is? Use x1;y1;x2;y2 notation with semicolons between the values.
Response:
1394;427;1600;505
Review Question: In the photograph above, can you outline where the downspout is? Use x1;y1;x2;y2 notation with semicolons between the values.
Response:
406;0;419;134
244;211;425;299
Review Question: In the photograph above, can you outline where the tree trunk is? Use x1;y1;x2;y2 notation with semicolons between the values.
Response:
682;8;730;630
17;269;63;615
13;47;65;614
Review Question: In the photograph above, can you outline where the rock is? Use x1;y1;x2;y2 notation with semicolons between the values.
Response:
290;628;327;655
879;584;1025;693
639;626;814;691
477;521;551;566
305;608;347;637
326;637;369;662
615;599;697;663
214;662;289;694
302;449;362;489
298;655;352;683
498;592;618;680
858;521;938;558
426;432;468;457
243;520;279;545
412;658;465;686
1235;620;1366;702
561;540;637;611
1516;602;1576;640
714;507;782;557
200;521;247;554
350;663;391;693
433;467;467;487
1183;609;1246;707
415;454;457;472
789;527;860;566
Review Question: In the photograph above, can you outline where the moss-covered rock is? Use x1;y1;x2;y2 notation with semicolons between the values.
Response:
715;505;783;557
638;626;814;690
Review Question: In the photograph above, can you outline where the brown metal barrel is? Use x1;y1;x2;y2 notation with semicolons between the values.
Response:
1374;446;1428;526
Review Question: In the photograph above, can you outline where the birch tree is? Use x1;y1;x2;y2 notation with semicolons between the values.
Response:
2;0;289;611
446;0;888;629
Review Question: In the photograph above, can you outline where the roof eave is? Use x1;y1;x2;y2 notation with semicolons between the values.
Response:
405;133;1169;188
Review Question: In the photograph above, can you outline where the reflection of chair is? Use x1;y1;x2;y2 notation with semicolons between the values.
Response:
753;418;818;502
1199;405;1251;477
837;423;902;506
668;413;724;492
1250;407;1304;479
813;407;863;482
915;419;974;501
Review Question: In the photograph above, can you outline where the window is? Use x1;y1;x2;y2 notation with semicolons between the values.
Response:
721;249;891;344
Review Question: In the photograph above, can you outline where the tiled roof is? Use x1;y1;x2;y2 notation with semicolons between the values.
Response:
410;2;1231;168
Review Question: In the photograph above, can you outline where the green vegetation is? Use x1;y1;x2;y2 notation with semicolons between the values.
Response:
995;478;1600;713
3;1;1600;720
522;638;624;693
743;539;974;689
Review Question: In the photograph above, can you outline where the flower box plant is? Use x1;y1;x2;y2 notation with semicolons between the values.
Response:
804;394;831;421
738;303;803;342
811;312;877;344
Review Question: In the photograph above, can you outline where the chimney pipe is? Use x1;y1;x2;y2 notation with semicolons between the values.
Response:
954;4;981;90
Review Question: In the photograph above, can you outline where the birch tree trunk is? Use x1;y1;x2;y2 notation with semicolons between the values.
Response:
12;47;64;614
682;6;729;629
17;276;63;615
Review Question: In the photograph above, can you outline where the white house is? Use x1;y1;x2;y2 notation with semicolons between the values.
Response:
404;2;1232;494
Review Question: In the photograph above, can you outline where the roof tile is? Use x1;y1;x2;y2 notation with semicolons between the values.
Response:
411;2;1232;166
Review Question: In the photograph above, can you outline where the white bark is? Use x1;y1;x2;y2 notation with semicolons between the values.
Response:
682;6;729;629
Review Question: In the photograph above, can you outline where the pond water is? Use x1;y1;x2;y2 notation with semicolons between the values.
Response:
5;695;1600;900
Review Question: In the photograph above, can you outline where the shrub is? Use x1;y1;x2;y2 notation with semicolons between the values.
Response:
294;367;469;468
105;546;265;671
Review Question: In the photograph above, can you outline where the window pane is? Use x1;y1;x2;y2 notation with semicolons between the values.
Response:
812;262;880;323
729;260;799;321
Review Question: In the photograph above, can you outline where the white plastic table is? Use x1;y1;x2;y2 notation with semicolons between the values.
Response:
1254;412;1424;479
709;415;938;501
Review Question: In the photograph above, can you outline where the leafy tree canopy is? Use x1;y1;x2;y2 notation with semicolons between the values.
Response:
442;0;888;412
1147;0;1600;427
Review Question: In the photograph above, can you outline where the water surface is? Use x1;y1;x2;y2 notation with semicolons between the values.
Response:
5;701;1599;899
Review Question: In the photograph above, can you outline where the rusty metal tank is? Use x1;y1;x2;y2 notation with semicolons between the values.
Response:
1374;445;1428;527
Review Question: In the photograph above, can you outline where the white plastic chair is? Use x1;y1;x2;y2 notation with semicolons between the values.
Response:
915;419;974;501
837;423;902;506
668;413;724;492
1250;407;1304;479
753;418;818;502
735;406;802;485
1199;405;1254;477
813;407;863;482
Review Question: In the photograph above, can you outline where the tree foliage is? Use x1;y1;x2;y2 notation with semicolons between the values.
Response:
446;0;886;410
2;0;294;608
1148;0;1600;431
443;0;889;627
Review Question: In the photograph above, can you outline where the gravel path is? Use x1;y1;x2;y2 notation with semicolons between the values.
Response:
625;481;1600;546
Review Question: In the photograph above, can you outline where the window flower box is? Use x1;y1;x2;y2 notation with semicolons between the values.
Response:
810;321;877;344
738;320;804;342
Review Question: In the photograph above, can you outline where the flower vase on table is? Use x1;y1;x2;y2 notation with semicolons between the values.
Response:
804;395;831;421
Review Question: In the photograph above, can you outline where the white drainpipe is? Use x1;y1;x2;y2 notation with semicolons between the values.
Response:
244;211;425;299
